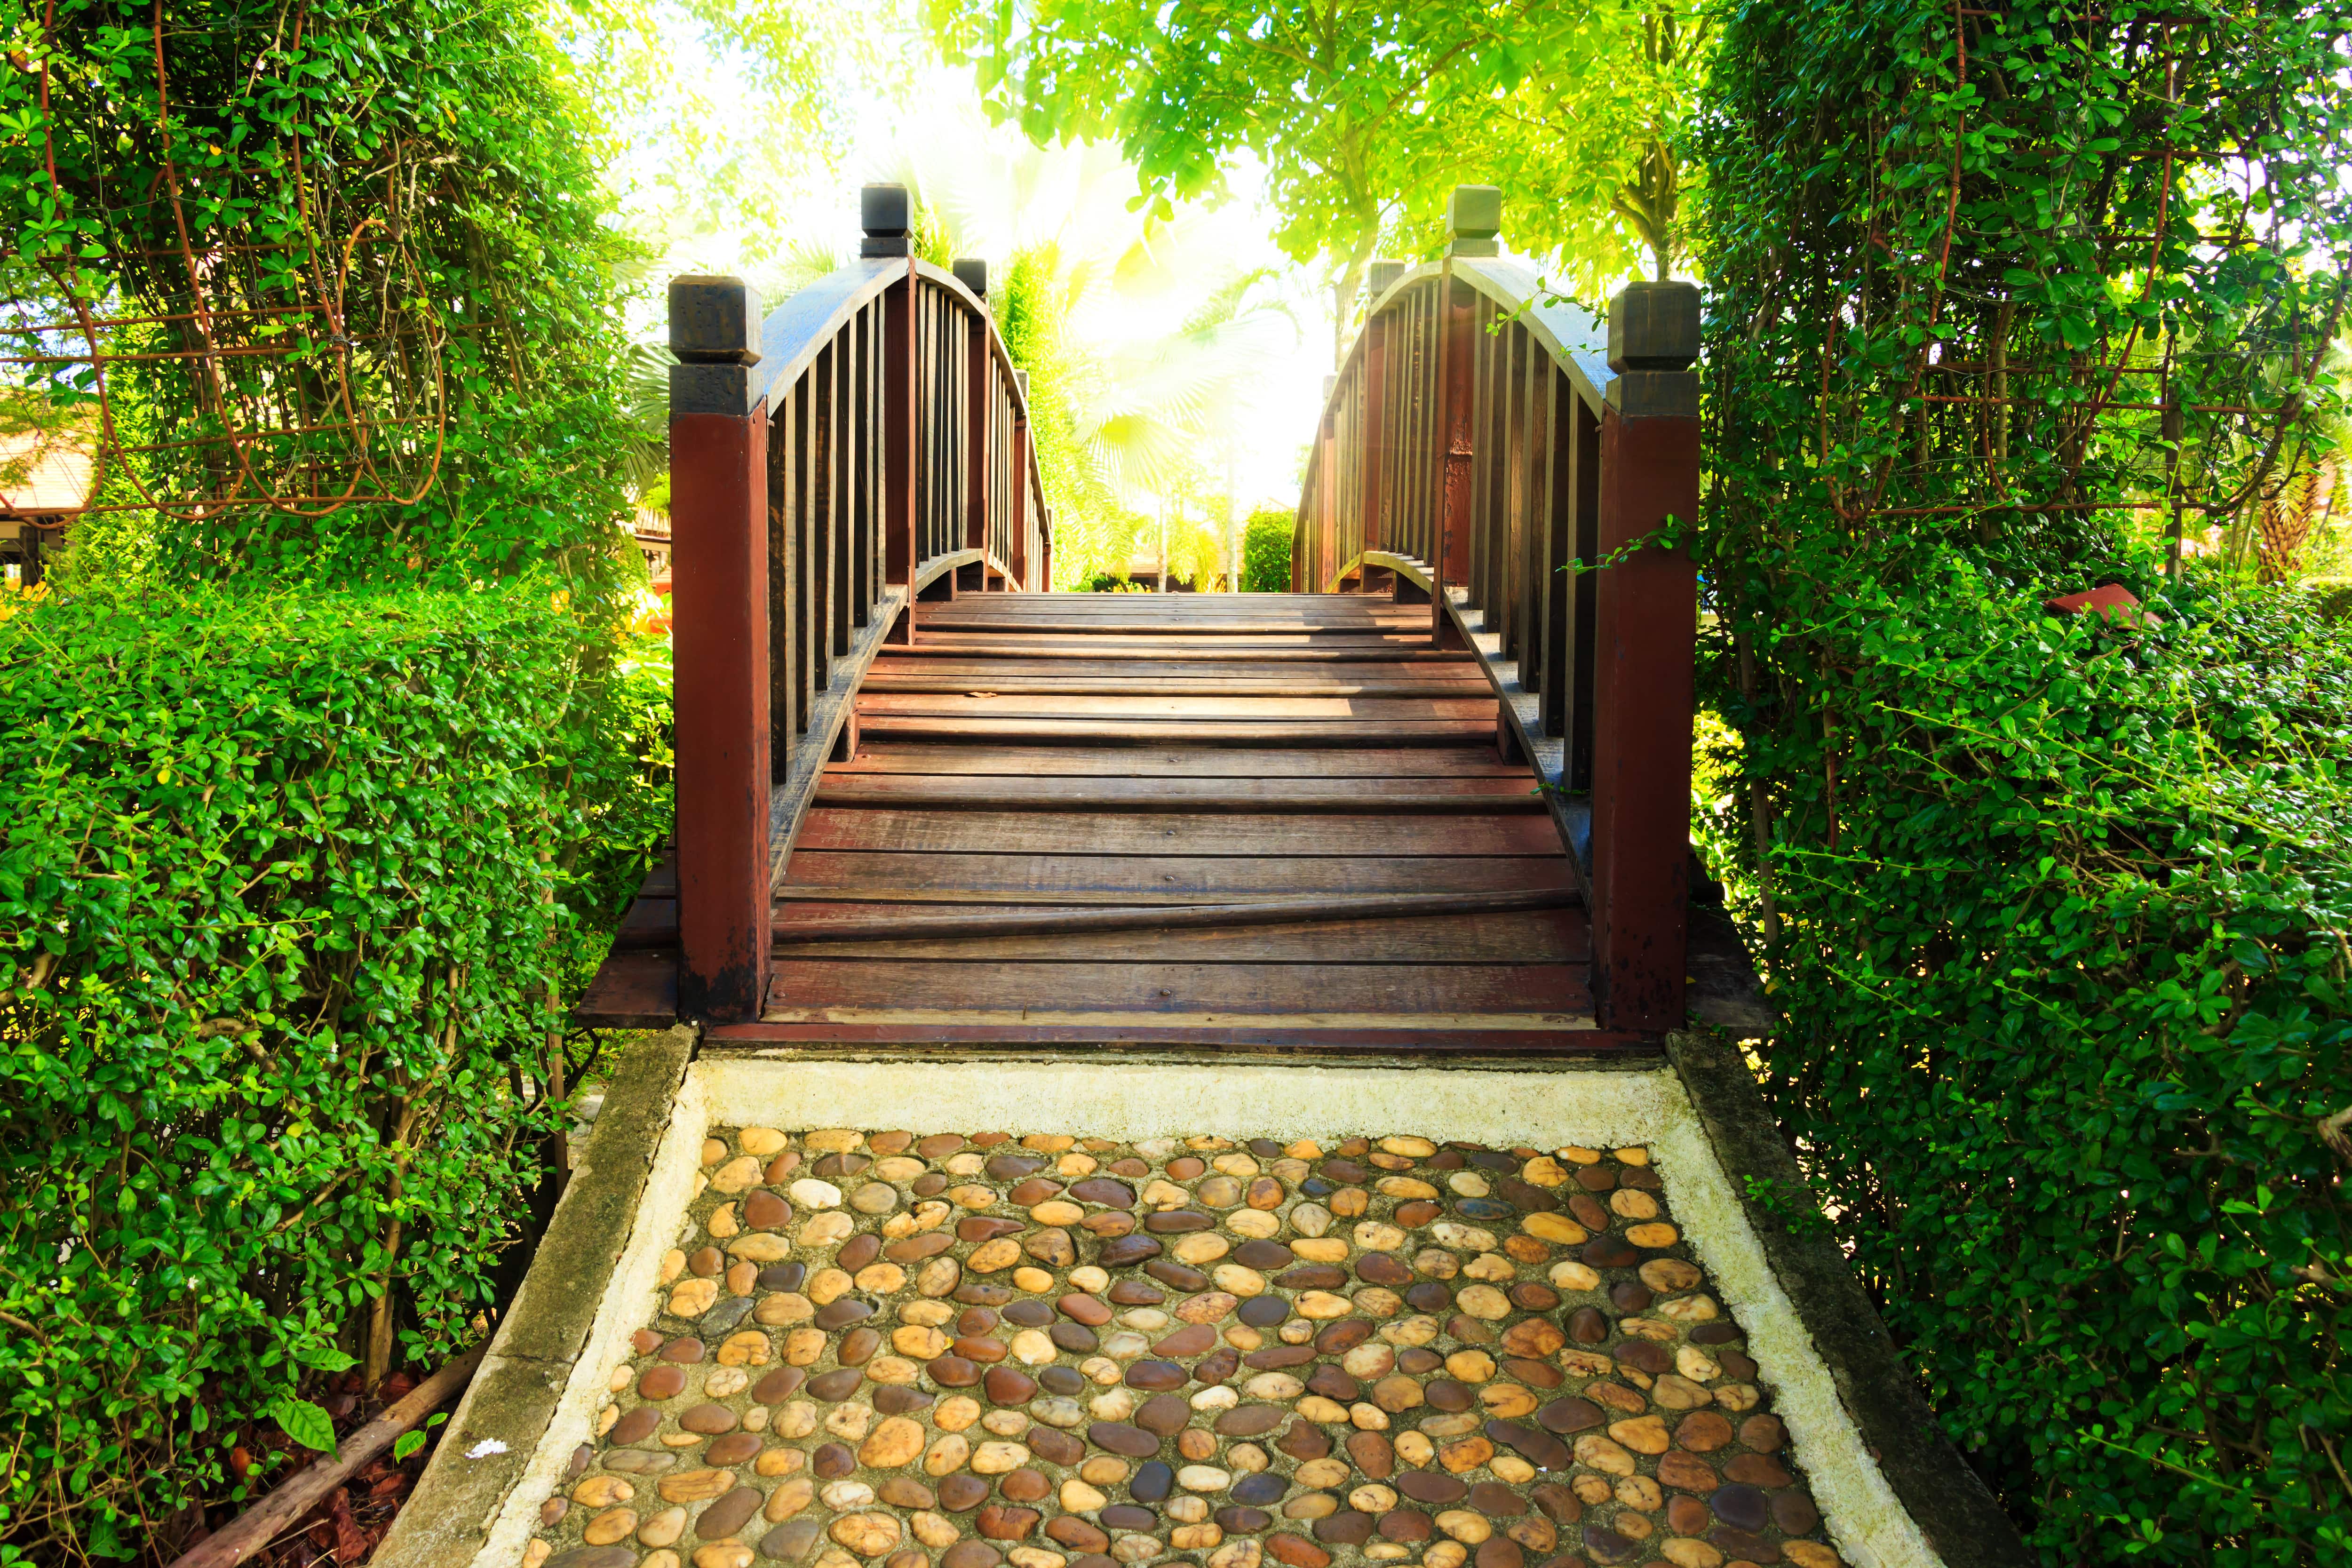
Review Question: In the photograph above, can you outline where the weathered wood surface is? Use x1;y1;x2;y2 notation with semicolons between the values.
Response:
757;593;1592;1046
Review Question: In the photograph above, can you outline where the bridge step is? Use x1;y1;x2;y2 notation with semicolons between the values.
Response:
580;593;1653;1050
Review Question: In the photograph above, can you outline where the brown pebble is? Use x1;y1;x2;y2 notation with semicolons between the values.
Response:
976;1504;1041;1541
1346;1431;1395;1479
1527;1483;1580;1524
813;1442;856;1477
930;1356;980;1387
939;1474;991;1511
659;1337;707;1364
1154;1324;1216;1357
840;1234;882;1272
1060;1294;1113;1326
1266;1532;1332;1568
706;1433;762;1465
1474;1540;1524;1568
1656;1452;1719;1492
1136;1394;1192;1435
1378;1509;1431;1542
1274;1420;1331;1461
1725;1453;1793;1488
1031;1427;1085;1466
1739;1413;1785;1451
689;1246;723;1277
1395;1472;1466;1505
1314;1512;1375;1545
1773;1489;1821;1534
942;1544;1001;1568
1047;1518;1112;1552
880;1478;937;1509
1674;1411;1734;1452
1001;1468;1051;1503
984;1367;1037;1404
638;1365;686;1400
1393;1200;1443;1228
610;1408;660;1445
1168;1156;1207;1180
1125;1360;1186;1391
808;1368;863;1400
698;1485;764;1540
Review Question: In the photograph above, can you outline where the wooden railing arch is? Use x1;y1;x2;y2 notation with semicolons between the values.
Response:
667;184;1052;1020
1295;185;1702;1031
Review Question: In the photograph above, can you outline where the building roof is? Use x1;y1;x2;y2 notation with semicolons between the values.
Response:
0;422;98;518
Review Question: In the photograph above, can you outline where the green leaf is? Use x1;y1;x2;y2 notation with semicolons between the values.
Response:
274;1398;339;1454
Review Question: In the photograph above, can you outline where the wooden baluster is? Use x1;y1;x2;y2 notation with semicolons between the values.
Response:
864;185;917;644
1433;187;1499;642
954;261;990;578
1589;281;1701;1032
1011;409;1030;590
667;275;771;1023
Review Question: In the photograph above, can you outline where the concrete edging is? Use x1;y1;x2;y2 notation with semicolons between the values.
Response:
1662;1030;2031;1568
372;1026;697;1568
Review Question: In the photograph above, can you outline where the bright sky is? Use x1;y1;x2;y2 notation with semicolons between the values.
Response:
594;16;1338;517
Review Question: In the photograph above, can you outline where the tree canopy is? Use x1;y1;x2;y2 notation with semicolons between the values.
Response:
929;0;1709;351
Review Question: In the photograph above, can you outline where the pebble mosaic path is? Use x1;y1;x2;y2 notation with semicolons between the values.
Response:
525;1131;1843;1568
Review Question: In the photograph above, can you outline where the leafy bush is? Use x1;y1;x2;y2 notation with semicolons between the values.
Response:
0;581;667;1560
6;0;646;593
1691;0;2352;1553
1693;561;2352;1562
1241;507;1295;593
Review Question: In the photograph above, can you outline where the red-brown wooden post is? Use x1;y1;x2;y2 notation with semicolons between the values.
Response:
1434;188;1498;640
866;185;918;642
1361;298;1389;571
668;275;771;1023
1589;281;1701;1032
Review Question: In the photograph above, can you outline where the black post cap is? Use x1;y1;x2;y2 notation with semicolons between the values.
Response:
668;276;762;365
1607;283;1700;372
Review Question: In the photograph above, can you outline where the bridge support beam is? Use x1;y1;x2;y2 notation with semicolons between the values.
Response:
1589;282;1702;1033
669;277;772;1024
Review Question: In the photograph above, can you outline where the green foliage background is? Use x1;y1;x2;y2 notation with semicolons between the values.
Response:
1691;0;2352;1557
1;0;666;1558
1240;506;1295;593
0;585;668;1559
6;0;646;596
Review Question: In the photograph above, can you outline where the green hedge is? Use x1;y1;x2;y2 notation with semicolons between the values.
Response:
0;581;666;1559
1693;562;2352;1561
1241;508;1296;593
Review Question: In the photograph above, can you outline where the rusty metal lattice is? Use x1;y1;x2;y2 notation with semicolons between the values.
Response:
2;0;450;520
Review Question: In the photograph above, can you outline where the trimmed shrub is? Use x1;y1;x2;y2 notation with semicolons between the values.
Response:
1692;559;2352;1561
0;581;666;1559
1241;507;1295;593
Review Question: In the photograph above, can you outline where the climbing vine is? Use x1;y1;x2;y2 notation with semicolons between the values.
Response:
1692;0;2352;1559
1;0;644;592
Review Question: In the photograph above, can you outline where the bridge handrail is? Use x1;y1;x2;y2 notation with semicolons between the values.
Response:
665;185;1052;1021
1293;187;1701;1031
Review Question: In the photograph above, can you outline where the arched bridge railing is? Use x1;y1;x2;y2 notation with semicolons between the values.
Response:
667;184;1052;1020
1295;187;1701;1031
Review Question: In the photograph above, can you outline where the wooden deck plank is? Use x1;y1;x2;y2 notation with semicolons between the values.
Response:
825;746;1531;777
793;808;1565;857
854;693;1499;721
770;909;1586;963
779;852;1577;898
854;716;1496;744
812;775;1542;804
762;960;1592;1023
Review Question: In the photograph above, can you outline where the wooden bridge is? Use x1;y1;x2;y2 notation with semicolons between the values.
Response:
579;184;1765;1052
